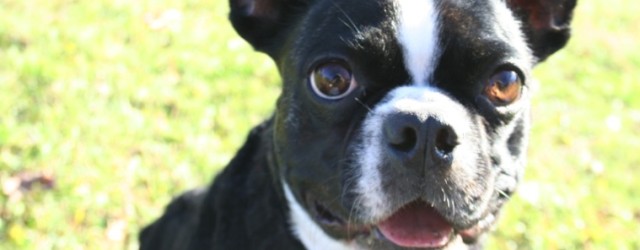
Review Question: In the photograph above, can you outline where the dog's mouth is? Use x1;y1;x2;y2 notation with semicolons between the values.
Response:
376;200;454;248
311;199;494;248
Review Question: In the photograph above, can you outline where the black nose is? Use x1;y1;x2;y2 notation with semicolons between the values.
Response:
383;112;458;169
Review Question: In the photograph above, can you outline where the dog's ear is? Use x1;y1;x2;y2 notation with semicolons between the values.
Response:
506;0;577;62
229;0;309;55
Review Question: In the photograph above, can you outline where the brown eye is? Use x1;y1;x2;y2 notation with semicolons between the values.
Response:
309;62;357;100
484;70;522;106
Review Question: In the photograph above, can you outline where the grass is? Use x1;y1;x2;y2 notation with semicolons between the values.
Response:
0;0;638;249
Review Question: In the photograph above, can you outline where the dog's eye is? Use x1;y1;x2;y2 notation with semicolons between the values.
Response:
484;70;522;106
309;62;357;100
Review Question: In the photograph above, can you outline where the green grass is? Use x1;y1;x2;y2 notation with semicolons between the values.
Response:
0;0;638;249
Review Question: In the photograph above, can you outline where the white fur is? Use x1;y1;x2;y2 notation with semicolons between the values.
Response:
395;0;441;86
356;86;479;221
354;111;389;220
353;0;443;219
283;183;360;250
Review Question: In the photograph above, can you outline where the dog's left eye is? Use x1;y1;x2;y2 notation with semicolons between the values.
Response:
309;62;357;100
484;70;522;106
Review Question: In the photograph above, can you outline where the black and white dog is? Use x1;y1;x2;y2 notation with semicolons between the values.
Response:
140;0;576;249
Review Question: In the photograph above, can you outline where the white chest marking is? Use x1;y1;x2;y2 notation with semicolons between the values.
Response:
283;183;360;250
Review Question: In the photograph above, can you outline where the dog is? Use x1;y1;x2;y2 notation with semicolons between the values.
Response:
140;0;576;249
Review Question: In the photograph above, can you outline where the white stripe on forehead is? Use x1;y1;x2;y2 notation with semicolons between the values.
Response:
395;0;441;86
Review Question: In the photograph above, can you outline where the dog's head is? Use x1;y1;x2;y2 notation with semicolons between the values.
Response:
229;0;575;248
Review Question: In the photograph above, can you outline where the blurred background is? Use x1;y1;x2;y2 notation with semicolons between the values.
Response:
0;0;638;249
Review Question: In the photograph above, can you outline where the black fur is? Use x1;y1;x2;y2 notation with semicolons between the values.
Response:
140;120;305;249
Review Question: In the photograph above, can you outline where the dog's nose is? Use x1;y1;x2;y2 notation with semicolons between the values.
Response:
383;113;458;169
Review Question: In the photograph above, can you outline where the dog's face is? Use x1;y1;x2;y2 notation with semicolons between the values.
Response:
230;0;575;249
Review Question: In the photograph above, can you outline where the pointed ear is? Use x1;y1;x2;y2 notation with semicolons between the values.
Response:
229;0;309;55
506;0;577;62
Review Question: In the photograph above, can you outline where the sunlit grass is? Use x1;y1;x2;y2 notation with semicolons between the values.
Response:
0;0;638;249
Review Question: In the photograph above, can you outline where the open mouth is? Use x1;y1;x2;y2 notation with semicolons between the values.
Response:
311;199;472;249
376;200;454;248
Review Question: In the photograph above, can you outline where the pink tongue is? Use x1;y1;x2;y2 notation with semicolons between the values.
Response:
378;201;453;248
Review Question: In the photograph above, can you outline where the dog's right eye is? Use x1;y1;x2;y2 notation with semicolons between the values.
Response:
309;62;357;100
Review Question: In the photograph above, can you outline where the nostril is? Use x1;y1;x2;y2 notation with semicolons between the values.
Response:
434;126;458;157
383;114;420;153
389;127;417;152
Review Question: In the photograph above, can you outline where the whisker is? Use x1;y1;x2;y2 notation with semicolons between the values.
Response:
355;97;372;112
495;188;511;199
332;1;361;34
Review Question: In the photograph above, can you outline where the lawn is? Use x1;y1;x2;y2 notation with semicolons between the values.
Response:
1;0;638;249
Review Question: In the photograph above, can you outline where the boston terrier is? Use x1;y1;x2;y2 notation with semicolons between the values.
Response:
140;0;576;249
